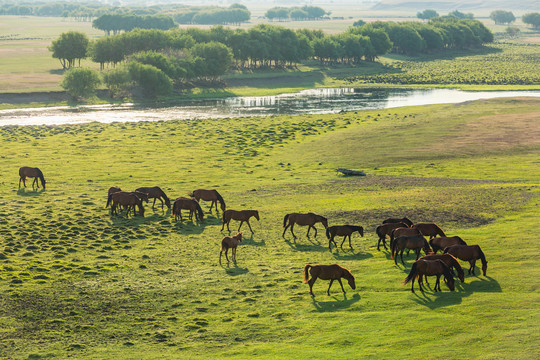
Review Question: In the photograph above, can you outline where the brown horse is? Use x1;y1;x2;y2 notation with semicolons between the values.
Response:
390;226;421;248
376;222;407;251
190;189;225;212
303;264;356;296
105;187;122;208
283;213;328;238
413;223;446;239
135;186;171;210
391;234;431;265
326;225;364;250
172;197;204;222
18;166;46;190
444;245;488;276
403;259;455;293
430;236;467;253
419;253;465;283
219;232;242;264
109;191;145;217
221;210;259;233
383;217;413;227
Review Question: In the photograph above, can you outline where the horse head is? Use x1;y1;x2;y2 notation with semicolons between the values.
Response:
482;261;488;276
445;274;455;291
254;211;260;221
319;216;328;229
344;270;356;290
138;204;145;217
235;232;243;242
358;226;364;237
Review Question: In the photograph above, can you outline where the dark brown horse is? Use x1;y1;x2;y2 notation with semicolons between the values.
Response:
109;191;145;217
283;213;328;238
430;236;467;253
18;166;46;190
444;245;488;276
135;186;171;210
303;264;356;296
219;232;242;264
403;259;455;293
105;186;122;208
221;209;259;233
190;189;225;212
419;253;465;283
383;217;413;227
326;225;364;250
413;223;446;239
390;226;421;248
391;234;431;265
172;197;204;222
376;222;407;250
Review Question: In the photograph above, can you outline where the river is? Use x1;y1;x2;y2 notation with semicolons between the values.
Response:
0;88;539;126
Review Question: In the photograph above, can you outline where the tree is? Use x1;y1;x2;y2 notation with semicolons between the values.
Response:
190;41;233;80
490;10;515;25
102;67;132;98
49;31;89;69
61;68;100;99
448;10;474;19
417;9;438;20
522;13;540;29
505;27;520;38
353;19;366;27
128;61;172;98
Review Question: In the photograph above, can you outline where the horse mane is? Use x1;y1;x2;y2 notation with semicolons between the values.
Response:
476;245;487;265
157;187;169;202
194;200;204;220
341;266;354;280
215;191;226;209
439;260;453;280
456;236;467;245
446;254;465;281
36;168;46;187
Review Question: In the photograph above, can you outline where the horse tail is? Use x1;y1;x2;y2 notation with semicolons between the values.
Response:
172;200;177;216
283;214;290;228
403;261;418;285
216;191;226;211
303;264;312;283
106;193;113;208
195;200;204;220
390;228;396;242
390;235;396;259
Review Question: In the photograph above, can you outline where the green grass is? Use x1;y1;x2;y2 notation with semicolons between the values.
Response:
0;97;538;359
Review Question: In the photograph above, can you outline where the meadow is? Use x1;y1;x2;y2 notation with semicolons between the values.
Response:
0;97;539;359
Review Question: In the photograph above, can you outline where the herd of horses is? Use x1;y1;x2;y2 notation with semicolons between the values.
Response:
17;166;489;296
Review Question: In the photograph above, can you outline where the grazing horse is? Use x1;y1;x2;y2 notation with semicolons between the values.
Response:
413;223;446;239
283;213;328;238
419;253;465;283
221;210;259;233
444;245;488;276
219;232;242;264
135;186;171;210
172;197;204;222
303;264;356;296
391;235;431;265
106;187;122;208
326;225;364;250
383;217;413;227
403;259;455;293
109;191;145;217
18;166;46;190
190;189;226;212
430;236;467;253
375;222;407;251
390;226;421;249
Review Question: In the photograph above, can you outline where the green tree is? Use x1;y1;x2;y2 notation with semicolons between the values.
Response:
505;27;520;38
448;10;474;19
128;61;172;98
417;9;438;20
49;31;89;69
490;10;515;25
352;19;366;27
102;67;132;98
190;41;233;80
61;68;101;99
522;13;540;29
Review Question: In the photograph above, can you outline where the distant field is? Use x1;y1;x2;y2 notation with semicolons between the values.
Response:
0;98;538;359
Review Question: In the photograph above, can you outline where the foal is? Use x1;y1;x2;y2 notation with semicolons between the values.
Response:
220;232;242;264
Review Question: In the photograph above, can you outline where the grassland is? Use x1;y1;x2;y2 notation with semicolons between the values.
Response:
0;97;538;359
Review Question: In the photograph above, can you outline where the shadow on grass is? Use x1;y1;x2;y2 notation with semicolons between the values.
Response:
410;289;466;309
17;188;45;196
284;236;327;252
331;249;373;261
172;219;205;235
311;293;361;312
221;262;249;276
242;234;265;247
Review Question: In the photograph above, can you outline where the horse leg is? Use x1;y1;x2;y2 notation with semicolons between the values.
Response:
411;276;416;293
377;235;383;251
327;279;334;295
232;248;236;262
290;223;296;238
400;249;405;265
470;260;476;275
282;223;290;237
224;248;230;263
152;198;157;210
415;248;421;260
340;236;346;249
306;225;311;237
337;278;346;294
18;177;22;189
435;275;441;292
313;226;318;237
32;178;37;190
308;277;317;296
349;234;353;249
237;221;244;232
246;220;254;234
226;220;231;233
418;276;424;292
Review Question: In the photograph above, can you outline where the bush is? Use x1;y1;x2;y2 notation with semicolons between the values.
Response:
128;61;172;98
102;68;132;98
60;68;100;99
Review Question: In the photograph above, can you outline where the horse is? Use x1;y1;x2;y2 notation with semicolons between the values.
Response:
18;166;46;190
391;234;431;265
221;210;259;233
383;217;413;227
135;186;171;210
444;245;488;276
172;197;204;222
303;264;356;296
219;232;242;264
189;189;225;212
403;259;455;293
283;213;328;238
419;253;465;283
326;225;364;250
413;223;446;239
108;191;145;217
105;187;122;208
390;226;421;249
430;236;467;253
375;222;407;251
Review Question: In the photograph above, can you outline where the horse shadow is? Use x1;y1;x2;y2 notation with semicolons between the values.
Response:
410;290;467;309
221;263;249;276
461;276;501;293
331;250;373;261
311;293;361;312
17;188;45;196
241;234;265;247
172;219;205;235
284;237;327;252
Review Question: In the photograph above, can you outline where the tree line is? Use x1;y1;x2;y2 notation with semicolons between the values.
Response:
265;6;327;21
92;14;176;35
173;4;250;25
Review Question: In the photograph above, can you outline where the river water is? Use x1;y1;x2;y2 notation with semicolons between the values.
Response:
0;88;538;126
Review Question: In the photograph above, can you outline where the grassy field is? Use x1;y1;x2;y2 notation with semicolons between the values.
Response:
0;97;539;359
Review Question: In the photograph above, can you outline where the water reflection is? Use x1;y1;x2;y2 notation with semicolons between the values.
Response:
0;88;538;126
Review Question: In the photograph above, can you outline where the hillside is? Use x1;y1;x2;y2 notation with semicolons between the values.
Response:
371;0;538;12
